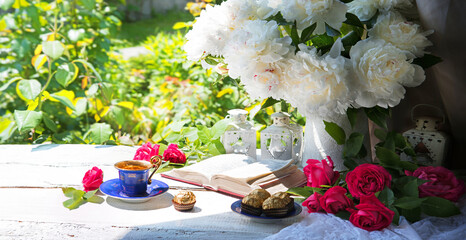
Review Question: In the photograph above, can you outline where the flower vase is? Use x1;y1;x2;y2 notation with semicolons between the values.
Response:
302;113;371;171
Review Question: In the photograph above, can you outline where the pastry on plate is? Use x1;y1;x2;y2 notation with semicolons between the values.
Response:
271;191;294;212
262;196;289;217
241;189;271;216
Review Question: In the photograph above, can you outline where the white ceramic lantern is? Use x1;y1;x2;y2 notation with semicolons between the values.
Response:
222;109;257;159
260;112;303;163
402;105;449;166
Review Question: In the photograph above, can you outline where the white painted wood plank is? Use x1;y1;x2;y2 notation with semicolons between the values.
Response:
0;188;303;239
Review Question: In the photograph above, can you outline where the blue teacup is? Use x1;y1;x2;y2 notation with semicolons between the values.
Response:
114;160;159;197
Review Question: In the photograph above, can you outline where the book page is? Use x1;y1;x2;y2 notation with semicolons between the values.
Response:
163;154;255;185
214;159;293;182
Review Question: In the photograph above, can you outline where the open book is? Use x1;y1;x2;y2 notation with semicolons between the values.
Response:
161;154;307;198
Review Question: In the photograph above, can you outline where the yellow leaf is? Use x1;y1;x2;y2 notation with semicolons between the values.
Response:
34;44;42;55
0;117;12;134
12;0;30;8
266;107;274;115
132;109;143;121
56;0;62;3
94;106;109;122
161;100;174;110
15;83;28;102
216;88;234;98
160;82;173;94
49;90;74;103
245;101;261;113
0;19;6;31
172;22;187;30
117;101;134;110
31;54;47;70
65;97;84;115
46;33;55;41
81;76;88;89
27;99;39;111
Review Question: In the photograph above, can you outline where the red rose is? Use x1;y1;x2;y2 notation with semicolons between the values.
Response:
133;142;160;161
349;194;394;231
163;144;186;164
82;166;103;192
405;166;465;202
303;156;340;188
302;192;324;213
319;186;354;214
346;163;391;198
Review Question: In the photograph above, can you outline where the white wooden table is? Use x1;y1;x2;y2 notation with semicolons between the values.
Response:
0;144;302;240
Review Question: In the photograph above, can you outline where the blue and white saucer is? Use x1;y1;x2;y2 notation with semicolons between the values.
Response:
231;200;302;223
100;178;169;203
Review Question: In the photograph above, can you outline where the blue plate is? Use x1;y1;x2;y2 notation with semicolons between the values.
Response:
231;200;302;223
100;178;169;203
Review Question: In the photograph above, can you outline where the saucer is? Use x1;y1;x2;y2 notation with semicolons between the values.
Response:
100;178;169;203
231;200;302;223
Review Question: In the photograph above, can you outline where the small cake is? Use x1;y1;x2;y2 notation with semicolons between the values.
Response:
241;189;271;216
172;190;196;211
262;196;289;217
271;192;294;212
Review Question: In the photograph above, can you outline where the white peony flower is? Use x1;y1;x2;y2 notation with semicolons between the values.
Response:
283;44;354;119
347;0;413;21
223;20;294;99
184;0;262;62
256;0;280;19
278;0;347;34
347;0;378;21
350;39;425;108
368;12;432;58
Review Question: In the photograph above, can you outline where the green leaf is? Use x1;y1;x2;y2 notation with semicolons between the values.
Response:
67;29;85;42
55;63;79;88
208;142;222;155
87;123;113;144
404;147;416;157
325;23;341;37
74;98;88;116
0;0;14;10
17;79;41;100
169;120;190;132
290;21;300;47
261;97;280;109
334;211;351;220
344;132;364;157
62;187;76;198
346;108;358;129
0;77;22;92
213;138;226;154
197;125;211;144
323;120;346;145
374;128;387;141
412;54;442;69
287;186;322;198
399;207;421;223
383;132;396;152
14;110;43;133
377;187;395;206
341;30;361;47
400;161;418;172
25;6;40;31
73;60;104;83
394;133;407;149
204;56;219;66
182;127;199;142
389;206;400;225
376;146;400;167
63;198;85;210
86;195;105;204
401;179;419;198
364;107;390;129
344;12;364;28
42;41;64;60
80;0;96;10
83;189;98;199
211;119;229;140
300;23;317;42
42;113;57;132
421;197;460;217
393;197;425;209
343;158;359;170
265;12;291;26
50;94;76;111
311;34;334;52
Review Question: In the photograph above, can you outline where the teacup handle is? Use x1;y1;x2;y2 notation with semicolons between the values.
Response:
147;155;163;184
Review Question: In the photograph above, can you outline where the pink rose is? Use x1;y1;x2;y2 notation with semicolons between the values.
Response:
133;142;160;161
346;163;392;198
82;166;103;192
302;192;324;213
303;156;340;188
405;166;465;202
349;194;394;231
319;186;354;214
163;144;186;164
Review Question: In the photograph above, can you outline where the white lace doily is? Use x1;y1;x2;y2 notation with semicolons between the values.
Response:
266;196;466;240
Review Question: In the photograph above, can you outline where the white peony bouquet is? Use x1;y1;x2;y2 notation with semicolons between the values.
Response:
184;0;436;120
